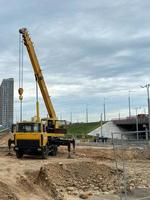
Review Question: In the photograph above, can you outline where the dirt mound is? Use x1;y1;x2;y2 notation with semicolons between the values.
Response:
19;160;143;200
0;145;149;200
75;147;150;161
0;132;12;147
0;181;18;200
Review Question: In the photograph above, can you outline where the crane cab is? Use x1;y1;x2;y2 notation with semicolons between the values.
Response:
43;119;67;137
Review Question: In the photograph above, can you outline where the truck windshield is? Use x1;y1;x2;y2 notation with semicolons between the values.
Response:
16;123;41;133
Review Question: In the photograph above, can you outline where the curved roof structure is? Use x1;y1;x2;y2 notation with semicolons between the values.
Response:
88;121;125;139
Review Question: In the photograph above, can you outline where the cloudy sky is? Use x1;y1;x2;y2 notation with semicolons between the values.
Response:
0;0;150;122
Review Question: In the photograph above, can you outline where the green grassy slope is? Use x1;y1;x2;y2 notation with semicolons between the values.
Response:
0;126;7;133
66;122;102;138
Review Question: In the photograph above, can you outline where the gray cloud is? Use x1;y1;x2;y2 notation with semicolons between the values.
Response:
0;0;150;121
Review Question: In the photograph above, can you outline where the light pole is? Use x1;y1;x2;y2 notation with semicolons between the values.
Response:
60;113;63;120
100;113;103;137
135;107;140;140
141;84;150;138
70;111;72;123
85;105;88;123
128;90;135;118
128;90;131;117
118;112;120;120
103;98;106;122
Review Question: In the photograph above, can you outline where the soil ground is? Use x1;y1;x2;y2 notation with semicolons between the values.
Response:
0;133;150;200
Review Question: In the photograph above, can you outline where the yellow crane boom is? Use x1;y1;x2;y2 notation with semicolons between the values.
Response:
8;28;75;159
19;28;57;120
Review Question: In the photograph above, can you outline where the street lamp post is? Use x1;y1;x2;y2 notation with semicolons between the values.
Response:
70;111;72;123
147;86;150;135
103;98;106;122
100;113;103;137
85;105;88;123
135;107;139;140
141;84;150;139
128;90;135;118
128;90;131;117
118;112;120;120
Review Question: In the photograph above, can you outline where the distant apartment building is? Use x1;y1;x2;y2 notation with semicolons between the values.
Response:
0;78;14;128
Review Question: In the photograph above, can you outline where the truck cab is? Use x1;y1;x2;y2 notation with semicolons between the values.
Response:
12;121;48;158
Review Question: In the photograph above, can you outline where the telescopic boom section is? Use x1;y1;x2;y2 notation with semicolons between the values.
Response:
19;28;57;119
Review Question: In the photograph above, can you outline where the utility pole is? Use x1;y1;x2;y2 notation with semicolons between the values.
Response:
141;84;150;138
144;107;146;114
118;113;120;120
86;105;88;123
128;90;135;117
135;107;139;140
70;111;72;124
128;90;131;117
100;113;103;137
103;98;106;122
60;113;62;120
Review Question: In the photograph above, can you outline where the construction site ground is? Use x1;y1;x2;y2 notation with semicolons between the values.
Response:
0;133;150;200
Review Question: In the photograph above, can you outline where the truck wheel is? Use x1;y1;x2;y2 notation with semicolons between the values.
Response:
41;147;48;159
16;150;23;159
51;146;57;156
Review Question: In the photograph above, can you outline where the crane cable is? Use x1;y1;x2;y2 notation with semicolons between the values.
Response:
18;33;24;121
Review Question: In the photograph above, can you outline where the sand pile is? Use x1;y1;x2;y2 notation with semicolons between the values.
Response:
75;148;150;161
0;132;12;147
18;160;143;200
0;181;18;200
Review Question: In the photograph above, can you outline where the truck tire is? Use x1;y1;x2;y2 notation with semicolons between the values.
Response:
41;147;48;159
16;150;23;159
51;146;57;156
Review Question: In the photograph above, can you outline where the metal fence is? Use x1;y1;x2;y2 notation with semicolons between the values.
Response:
112;131;150;200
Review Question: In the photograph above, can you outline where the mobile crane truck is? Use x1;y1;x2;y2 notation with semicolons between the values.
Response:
9;28;75;158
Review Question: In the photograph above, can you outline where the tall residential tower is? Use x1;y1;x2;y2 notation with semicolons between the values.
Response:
0;78;14;128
